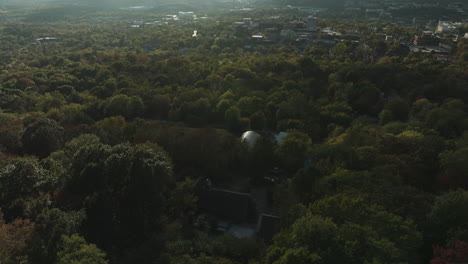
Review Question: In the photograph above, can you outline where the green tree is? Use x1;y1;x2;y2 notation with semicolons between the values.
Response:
22;118;64;158
425;99;468;138
427;189;468;245
379;109;394;125
250;111;267;131
0;215;34;264
274;131;312;171
0;159;58;220
439;136;468;189
59;104;93;125
383;99;409;122
145;94;170;119
104;94;131;118
127;96;145;119
225;106;241;132
270;247;321;264
56;235;108;264
333;42;348;59
269;194;422;264
29;208;86;264
292;166;323;203
166;178;198;227
309;194;422;263
37;92;66;112
266;215;341;264
65;142;173;250
345;81;380;115
95;116;127;144
237;96;264;116
0;118;23;154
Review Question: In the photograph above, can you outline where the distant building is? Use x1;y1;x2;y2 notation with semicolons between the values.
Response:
264;28;281;41
259;22;281;31
35;37;59;42
178;11;195;20
297;7;328;14
280;29;296;39
163;15;178;21
251;34;264;40
256;214;281;241
232;18;258;29
413;31;440;46
194;177;282;241
284;20;305;30
241;131;261;147
198;188;255;223
321;27;341;37
195;178;256;223
132;21;144;26
232;21;245;27
306;16;317;30
409;46;449;55
436;21;458;34
275;132;289;143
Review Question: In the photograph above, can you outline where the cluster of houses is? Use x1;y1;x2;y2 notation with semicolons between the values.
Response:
229;11;466;60
162;11;197;22
410;20;467;57
233;15;341;50
192;130;289;241
342;0;467;28
95;4;467;59
234;15;379;52
128;11;209;28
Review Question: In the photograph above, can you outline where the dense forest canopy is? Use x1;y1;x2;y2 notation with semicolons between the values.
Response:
0;2;468;264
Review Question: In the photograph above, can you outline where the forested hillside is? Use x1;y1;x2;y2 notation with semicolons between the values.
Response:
0;5;468;264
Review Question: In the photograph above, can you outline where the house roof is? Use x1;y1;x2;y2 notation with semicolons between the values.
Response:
197;187;255;223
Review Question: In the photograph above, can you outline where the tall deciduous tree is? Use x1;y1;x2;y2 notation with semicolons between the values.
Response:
64;138;173;251
56;235;108;264
0;213;34;264
22;118;64;158
225;106;241;132
0;159;57;220
29;208;86;264
427;189;468;245
274;131;312;171
268;194;422;264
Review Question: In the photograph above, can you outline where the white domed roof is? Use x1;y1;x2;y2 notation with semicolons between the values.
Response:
241;131;261;146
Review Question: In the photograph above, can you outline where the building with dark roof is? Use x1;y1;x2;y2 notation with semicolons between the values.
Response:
196;180;256;223
413;32;440;46
256;214;281;241
195;178;281;241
